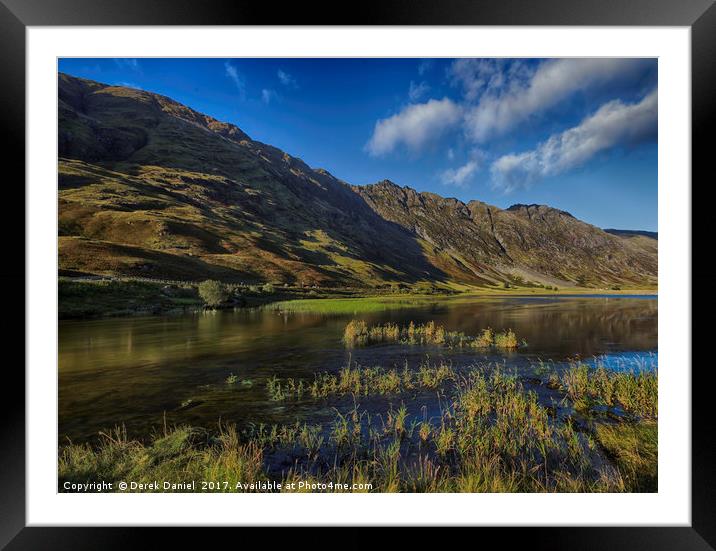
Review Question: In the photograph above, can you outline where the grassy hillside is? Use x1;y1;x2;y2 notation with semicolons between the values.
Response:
58;73;657;290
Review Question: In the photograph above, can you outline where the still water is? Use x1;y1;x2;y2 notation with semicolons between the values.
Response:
59;295;657;442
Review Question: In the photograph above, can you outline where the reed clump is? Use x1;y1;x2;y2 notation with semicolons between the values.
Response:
60;366;645;493
59;423;266;493
247;421;325;459
437;367;614;492
267;360;455;401
342;320;521;350
493;329;518;349
266;376;305;401
559;363;657;418
59;361;656;494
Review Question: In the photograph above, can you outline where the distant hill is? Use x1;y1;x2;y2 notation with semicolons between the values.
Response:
57;73;657;289
603;229;658;258
604;229;658;240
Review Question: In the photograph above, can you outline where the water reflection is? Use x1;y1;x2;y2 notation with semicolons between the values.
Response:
59;296;657;442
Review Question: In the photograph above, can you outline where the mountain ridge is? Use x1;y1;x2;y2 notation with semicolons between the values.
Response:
57;73;657;289
605;229;658;240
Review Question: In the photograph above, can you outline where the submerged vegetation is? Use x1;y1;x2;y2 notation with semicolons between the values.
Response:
266;360;454;401
59;359;656;493
552;363;658;418
342;320;520;349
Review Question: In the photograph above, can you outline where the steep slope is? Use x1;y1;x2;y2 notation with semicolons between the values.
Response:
58;73;657;288
354;184;657;287
604;229;658;257
58;73;444;286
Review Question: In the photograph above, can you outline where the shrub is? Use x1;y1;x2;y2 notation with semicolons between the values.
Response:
198;280;229;307
262;283;275;294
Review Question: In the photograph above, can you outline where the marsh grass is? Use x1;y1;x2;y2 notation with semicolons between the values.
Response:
247;421;325;460
266;360;455;401
435;367;625;492
594;421;657;492
493;329;518;349
59;423;266;492
342;320;520;350
59;361;656;493
266;376;305;401
559;363;658;418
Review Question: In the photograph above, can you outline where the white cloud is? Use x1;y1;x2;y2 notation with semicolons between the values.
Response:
491;89;657;192
365;98;462;157
441;160;479;187
408;80;430;101
261;89;278;104
440;149;487;187
114;58;140;71
277;69;297;88
449;58;530;102
455;58;652;142
417;59;434;76
224;61;245;93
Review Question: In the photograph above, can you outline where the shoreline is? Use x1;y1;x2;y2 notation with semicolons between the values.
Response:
59;360;658;493
58;276;657;320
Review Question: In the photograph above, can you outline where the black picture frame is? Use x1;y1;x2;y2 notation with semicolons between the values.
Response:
0;0;705;547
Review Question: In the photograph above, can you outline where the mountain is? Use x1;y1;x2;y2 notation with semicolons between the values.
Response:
604;229;657;240
57;73;657;289
603;229;658;258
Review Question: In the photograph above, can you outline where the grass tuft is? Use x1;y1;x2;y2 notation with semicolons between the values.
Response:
267;360;454;401
559;363;657;418
594;421;657;492
59;361;657;494
342;320;521;350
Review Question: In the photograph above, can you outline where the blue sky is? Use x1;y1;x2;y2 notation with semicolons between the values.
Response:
58;58;658;231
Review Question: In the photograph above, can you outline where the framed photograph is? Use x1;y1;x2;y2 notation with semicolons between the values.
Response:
2;0;706;546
